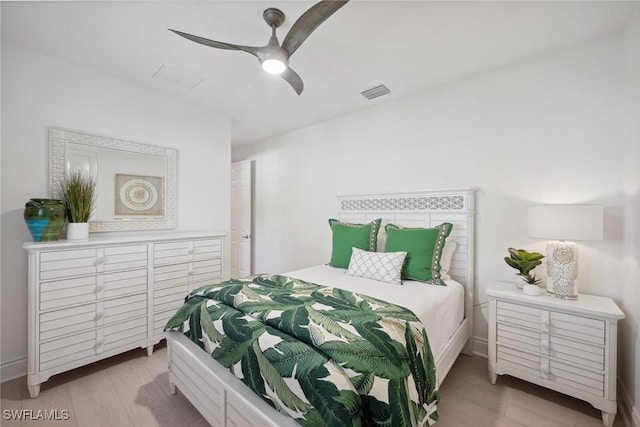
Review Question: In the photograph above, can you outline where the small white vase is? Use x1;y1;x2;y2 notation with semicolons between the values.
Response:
67;223;89;240
522;283;541;296
514;274;524;289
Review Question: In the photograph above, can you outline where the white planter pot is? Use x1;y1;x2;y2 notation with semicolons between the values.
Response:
514;274;525;289
522;283;541;296
67;223;89;240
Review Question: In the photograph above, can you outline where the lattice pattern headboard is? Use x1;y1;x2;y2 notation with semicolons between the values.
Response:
337;188;476;325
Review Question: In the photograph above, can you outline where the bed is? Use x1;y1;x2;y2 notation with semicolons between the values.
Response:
165;188;475;426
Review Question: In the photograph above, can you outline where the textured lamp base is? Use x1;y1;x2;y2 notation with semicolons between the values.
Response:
546;241;579;300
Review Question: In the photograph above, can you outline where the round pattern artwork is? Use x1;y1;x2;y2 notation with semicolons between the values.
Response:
119;179;158;211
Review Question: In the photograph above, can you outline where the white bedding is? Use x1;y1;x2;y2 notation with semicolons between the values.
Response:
284;264;465;360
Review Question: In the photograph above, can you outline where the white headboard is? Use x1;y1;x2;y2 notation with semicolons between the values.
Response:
337;188;476;333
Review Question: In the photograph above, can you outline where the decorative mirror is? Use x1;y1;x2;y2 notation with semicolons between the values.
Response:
50;128;177;232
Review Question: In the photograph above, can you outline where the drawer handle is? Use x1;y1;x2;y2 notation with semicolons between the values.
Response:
94;257;104;266
188;249;194;254
94;312;104;321
188;269;194;276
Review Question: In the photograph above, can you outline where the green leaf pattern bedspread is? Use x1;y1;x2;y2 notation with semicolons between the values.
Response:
165;274;439;426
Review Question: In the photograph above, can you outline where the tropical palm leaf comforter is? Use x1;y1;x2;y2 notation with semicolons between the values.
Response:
165;274;439;426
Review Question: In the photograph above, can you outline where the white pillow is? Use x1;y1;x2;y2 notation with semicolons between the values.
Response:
439;241;457;280
347;247;407;285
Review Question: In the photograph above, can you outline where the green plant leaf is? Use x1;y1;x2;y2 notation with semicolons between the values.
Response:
332;389;362;417
360;395;391;427
388;379;412;427
277;305;311;342
307;306;361;341
61;170;96;222
200;304;225;343
404;321;428;405
253;341;313;413
164;296;203;331
264;339;328;377
298;368;353;427
241;346;269;400
353;323;404;367
351;372;375;395
319;340;410;379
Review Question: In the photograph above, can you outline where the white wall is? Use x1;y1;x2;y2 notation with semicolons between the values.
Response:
621;6;640;427
234;32;633;388
1;43;231;380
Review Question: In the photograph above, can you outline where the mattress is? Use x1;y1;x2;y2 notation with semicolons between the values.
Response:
285;264;465;360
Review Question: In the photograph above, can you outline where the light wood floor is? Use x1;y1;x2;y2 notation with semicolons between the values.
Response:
0;344;624;427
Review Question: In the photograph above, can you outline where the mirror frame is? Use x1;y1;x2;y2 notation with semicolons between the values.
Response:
50;127;177;232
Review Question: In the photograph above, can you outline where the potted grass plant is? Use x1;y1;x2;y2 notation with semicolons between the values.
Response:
504;247;545;295
61;171;96;240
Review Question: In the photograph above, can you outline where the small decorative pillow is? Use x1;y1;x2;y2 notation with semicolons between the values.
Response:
347;247;407;284
385;222;453;285
329;218;381;269
439;241;457;281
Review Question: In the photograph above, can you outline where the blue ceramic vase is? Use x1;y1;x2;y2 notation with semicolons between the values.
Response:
24;198;65;242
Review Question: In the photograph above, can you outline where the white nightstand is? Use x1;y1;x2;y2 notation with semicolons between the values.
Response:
486;283;624;427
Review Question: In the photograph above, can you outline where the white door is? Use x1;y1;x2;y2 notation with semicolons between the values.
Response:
231;160;252;279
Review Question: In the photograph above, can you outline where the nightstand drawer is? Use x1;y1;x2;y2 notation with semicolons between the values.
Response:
550;359;604;397
496;301;544;330
496;323;541;355
549;335;604;371
497;345;542;377
550;311;605;346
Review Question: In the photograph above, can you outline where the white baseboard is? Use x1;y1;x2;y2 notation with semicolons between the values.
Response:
619;380;640;427
471;336;488;358
0;357;27;383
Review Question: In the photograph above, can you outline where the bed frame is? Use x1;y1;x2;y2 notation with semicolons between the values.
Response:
166;188;476;426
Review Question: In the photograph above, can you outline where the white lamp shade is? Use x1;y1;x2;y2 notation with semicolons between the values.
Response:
528;204;603;241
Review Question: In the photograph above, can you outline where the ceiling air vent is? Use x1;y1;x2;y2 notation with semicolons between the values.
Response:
152;64;203;90
361;84;391;100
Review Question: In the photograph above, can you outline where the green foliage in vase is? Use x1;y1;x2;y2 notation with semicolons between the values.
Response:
504;247;545;285
61;171;96;223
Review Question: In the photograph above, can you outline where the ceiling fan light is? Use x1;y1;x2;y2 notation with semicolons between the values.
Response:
261;59;286;75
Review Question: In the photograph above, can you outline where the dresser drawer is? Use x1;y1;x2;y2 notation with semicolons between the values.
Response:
154;239;222;266
154;263;190;288
102;318;148;351
154;241;192;265
40;248;98;280
190;258;222;286
496;322;542;355
192;239;222;261
40;329;98;371
154;284;189;307
103;293;147;325
40;275;98;311
103;245;148;272
40;303;98;341
103;268;148;299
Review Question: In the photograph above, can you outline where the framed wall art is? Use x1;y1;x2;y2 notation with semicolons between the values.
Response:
115;174;164;216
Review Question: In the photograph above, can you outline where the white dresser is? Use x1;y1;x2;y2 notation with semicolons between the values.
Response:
24;231;225;398
486;283;624;427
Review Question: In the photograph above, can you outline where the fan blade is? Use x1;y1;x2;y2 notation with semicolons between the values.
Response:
282;0;349;57
281;67;304;95
169;29;263;58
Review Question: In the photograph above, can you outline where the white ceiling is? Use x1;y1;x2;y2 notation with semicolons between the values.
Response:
1;1;634;145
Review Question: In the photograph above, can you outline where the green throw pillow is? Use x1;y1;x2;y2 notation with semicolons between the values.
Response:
329;218;381;269
384;222;453;285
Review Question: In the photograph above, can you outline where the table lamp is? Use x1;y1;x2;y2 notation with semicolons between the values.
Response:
528;204;603;299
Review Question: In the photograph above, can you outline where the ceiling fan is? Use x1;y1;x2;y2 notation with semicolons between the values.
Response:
169;0;349;95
